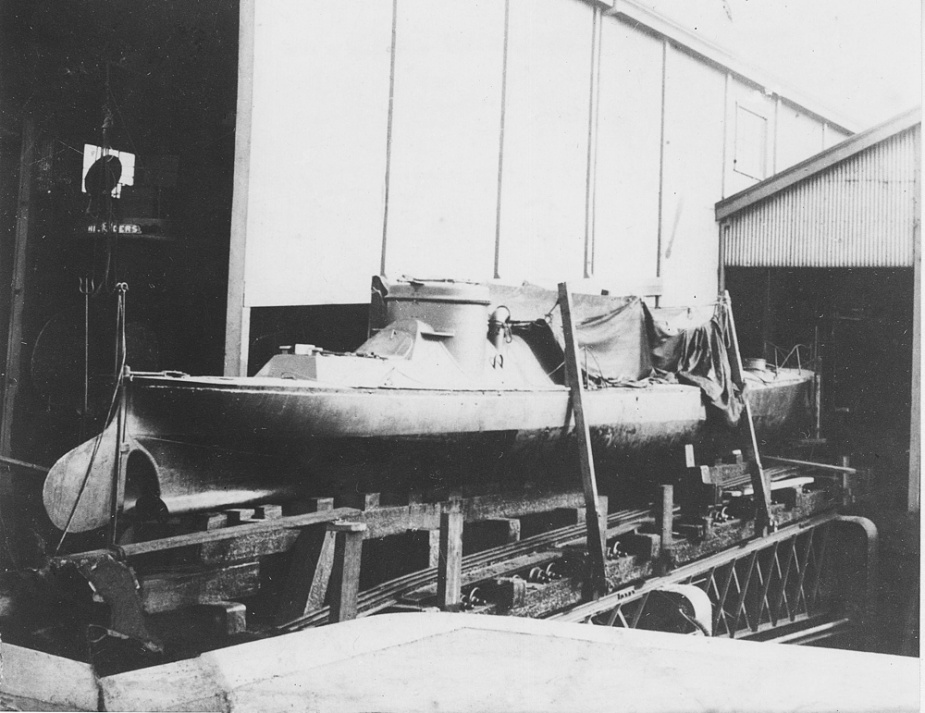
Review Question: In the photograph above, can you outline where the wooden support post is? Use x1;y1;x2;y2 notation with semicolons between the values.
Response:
558;283;608;598
275;527;337;625
724;290;774;535
426;529;441;569
328;521;366;623
657;484;674;552
1;118;35;456
436;501;464;611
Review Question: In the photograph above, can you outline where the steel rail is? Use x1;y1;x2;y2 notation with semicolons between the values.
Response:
277;505;665;632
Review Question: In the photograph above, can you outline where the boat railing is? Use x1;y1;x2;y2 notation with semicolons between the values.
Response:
764;342;814;374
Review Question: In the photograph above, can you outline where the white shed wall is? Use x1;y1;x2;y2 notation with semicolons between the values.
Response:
230;0;852;321
593;21;663;289
242;2;392;307
496;0;594;285
384;0;506;280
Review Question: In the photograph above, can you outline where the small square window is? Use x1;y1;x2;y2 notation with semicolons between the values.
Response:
82;144;135;199
734;105;768;180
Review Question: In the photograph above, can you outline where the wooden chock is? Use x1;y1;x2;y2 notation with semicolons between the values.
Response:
327;520;367;623
437;500;464;611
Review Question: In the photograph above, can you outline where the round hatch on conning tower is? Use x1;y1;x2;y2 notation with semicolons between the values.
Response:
383;279;491;377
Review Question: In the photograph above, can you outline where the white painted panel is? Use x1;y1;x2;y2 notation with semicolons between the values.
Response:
384;0;505;280
243;2;393;306
593;18;662;291
777;105;825;170
497;0;593;285
661;49;726;305
825;126;852;149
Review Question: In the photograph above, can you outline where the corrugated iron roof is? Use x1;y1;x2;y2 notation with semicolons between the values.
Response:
716;106;920;221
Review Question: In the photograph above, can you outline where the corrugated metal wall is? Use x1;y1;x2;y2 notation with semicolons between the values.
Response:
724;125;919;267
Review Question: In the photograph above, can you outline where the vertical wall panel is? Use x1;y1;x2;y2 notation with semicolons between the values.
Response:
660;48;726;304
384;0;506;279
593;17;662;290
496;0;594;285
244;2;393;306
776;105;825;170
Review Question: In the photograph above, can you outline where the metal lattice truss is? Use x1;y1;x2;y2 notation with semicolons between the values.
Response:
553;513;875;642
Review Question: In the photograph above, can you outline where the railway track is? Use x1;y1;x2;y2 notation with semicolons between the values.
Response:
277;505;664;632
276;464;811;631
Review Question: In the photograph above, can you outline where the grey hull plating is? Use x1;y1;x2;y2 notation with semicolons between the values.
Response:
43;370;812;533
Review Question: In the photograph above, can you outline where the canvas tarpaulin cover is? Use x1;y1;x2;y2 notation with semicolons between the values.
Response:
487;283;744;427
371;278;745;427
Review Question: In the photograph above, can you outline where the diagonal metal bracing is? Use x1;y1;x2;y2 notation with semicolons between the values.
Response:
555;513;861;642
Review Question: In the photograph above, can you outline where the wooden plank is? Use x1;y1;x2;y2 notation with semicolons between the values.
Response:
328;521;366;622
274;528;336;625
0;642;98;712
198;528;301;566
724;290;774;534
1;118;35;455
140;562;260;615
436;502;464;612
362;489;585;539
120;507;358;556
558;283;608;597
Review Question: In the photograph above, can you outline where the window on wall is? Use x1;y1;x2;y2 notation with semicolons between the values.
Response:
733;104;768;180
